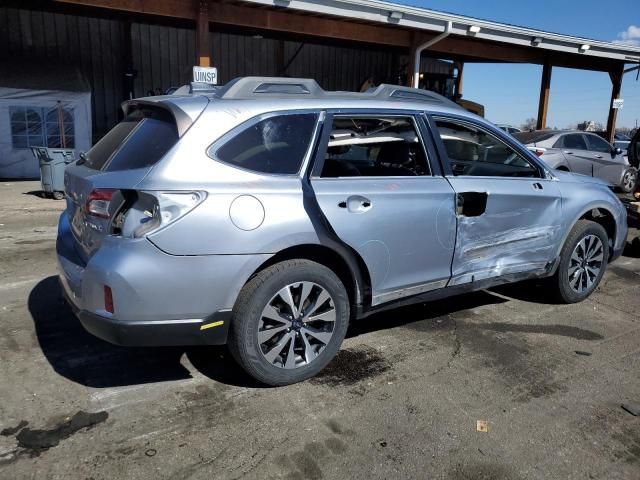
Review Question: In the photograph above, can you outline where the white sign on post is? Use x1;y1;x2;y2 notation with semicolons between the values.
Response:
193;66;218;85
612;99;624;109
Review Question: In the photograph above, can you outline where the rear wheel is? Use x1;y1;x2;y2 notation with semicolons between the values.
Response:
52;191;65;200
550;220;608;303
228;259;349;386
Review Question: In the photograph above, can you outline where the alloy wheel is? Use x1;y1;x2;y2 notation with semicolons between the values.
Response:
568;234;604;293
623;170;637;192
258;282;336;369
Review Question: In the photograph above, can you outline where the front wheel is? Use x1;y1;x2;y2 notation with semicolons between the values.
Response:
619;168;638;194
549;220;609;303
228;259;349;386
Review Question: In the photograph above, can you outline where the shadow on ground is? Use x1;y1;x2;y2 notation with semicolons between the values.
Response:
28;276;260;389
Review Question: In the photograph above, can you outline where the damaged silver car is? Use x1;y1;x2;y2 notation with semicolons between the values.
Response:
57;77;628;386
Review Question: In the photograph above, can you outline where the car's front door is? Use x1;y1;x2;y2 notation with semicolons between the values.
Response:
310;112;457;306
429;115;564;286
584;133;625;185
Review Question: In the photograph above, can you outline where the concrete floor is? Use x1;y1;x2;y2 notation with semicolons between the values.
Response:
1;180;639;480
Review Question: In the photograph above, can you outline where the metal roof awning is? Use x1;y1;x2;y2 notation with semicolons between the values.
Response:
239;0;640;64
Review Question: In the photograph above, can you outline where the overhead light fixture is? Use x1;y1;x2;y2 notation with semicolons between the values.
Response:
468;25;481;35
531;36;543;46
579;44;591;52
389;11;403;20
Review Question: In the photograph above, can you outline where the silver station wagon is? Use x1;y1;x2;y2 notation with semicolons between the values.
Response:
57;77;628;385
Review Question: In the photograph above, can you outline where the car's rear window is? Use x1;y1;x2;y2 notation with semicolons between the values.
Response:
512;131;555;144
83;107;178;171
211;113;318;175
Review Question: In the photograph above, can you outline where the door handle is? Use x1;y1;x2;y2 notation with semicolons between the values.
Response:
532;182;544;190
564;151;574;155
595;155;603;159
340;195;372;213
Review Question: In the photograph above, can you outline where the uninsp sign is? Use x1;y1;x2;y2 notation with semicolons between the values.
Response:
193;66;218;85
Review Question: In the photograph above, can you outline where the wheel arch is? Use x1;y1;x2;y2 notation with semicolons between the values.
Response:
246;243;372;316
560;205;617;258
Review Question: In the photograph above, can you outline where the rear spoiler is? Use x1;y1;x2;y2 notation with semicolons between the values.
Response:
121;96;208;137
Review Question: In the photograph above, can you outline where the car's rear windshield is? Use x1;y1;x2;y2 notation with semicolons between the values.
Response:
82;107;178;171
512;131;555;144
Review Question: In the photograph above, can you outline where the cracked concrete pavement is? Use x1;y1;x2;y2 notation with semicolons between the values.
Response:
1;180;639;479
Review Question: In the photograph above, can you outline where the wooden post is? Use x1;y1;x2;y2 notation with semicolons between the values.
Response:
196;0;210;67
606;65;624;143
536;60;552;130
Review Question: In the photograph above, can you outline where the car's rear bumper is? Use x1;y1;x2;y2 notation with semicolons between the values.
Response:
61;284;231;346
56;211;270;346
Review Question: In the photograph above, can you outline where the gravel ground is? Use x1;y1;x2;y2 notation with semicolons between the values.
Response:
1;180;639;480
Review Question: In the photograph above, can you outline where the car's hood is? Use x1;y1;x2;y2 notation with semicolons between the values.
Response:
552;169;611;187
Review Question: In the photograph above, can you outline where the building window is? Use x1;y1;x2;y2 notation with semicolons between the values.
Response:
10;106;75;149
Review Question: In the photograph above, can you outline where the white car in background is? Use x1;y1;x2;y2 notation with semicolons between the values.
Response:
514;130;638;193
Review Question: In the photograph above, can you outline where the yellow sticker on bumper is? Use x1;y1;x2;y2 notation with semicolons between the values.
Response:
200;320;224;331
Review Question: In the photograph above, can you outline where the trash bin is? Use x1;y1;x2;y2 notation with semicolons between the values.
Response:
32;147;76;200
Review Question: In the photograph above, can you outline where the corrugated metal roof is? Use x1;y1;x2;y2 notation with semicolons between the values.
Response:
241;0;640;63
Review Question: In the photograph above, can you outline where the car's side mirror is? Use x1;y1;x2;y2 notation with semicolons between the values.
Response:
614;147;623;155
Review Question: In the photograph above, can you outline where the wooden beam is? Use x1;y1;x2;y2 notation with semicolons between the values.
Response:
55;0;622;72
208;2;411;48
536;61;552;130
606;65;624;143
196;0;210;67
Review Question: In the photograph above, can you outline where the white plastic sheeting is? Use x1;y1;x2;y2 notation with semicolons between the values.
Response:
0;86;91;179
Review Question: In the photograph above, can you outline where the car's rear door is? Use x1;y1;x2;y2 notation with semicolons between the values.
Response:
428;114;564;286
556;133;593;176
310;111;457;306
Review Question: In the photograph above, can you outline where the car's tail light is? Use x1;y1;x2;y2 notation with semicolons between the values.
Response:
104;285;114;313
86;189;117;219
528;147;547;157
111;191;206;238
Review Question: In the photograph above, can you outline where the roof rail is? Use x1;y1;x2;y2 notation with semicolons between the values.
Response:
202;77;463;110
217;77;325;99
369;84;461;109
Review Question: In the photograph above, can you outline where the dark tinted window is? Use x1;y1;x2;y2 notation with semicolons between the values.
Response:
84;108;178;171
586;134;613;153
320;116;429;177
512;131;554;144
556;134;587;150
434;119;540;178
213;113;318;174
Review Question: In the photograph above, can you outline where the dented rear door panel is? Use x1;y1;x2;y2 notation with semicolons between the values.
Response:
446;177;564;285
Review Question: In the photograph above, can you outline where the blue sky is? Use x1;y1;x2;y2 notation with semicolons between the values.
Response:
392;0;640;129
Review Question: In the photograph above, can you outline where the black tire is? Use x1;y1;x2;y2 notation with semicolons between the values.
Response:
550;220;609;304
52;191;65;200
228;259;349;386
619;168;638;194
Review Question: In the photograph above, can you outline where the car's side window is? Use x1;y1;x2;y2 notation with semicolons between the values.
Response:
432;118;540;178
319;116;430;177
557;134;588;150
586;134;613;154
211;112;318;175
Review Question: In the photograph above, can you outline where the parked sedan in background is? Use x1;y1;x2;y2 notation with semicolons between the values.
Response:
514;130;638;193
